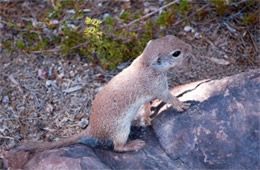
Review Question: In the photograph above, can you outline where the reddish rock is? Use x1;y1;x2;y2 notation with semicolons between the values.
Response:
2;69;259;170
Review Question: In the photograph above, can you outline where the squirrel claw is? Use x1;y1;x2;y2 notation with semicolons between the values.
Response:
175;102;190;112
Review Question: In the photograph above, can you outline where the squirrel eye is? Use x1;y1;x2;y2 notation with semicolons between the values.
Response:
172;50;181;57
157;57;161;64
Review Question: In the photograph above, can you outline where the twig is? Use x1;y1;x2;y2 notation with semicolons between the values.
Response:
70;42;88;50
173;3;209;26
31;46;61;54
31;41;88;54
230;0;249;6
0;136;14;140
201;35;216;49
122;0;179;28
51;0;56;9
8;74;23;93
63;85;83;94
204;56;230;65
248;31;258;53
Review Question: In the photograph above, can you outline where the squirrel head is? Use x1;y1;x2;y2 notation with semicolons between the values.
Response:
139;35;192;72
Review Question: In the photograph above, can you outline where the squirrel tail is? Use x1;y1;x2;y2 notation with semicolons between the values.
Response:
17;129;89;152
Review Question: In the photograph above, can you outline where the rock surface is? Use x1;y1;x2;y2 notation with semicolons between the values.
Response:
2;69;260;169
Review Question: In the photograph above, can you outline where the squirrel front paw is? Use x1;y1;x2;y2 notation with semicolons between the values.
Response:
175;101;190;112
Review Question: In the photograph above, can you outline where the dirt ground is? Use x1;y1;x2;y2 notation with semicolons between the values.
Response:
0;0;259;151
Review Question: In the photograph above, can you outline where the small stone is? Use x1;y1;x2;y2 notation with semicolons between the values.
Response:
46;80;52;87
2;96;9;104
144;2;150;7
0;23;4;29
83;9;91;13
69;70;76;77
184;26;193;32
103;13;110;19
58;73;64;79
194;32;200;39
144;8;150;14
50;20;59;25
38;69;47;80
224;54;228;59
66;9;75;14
48;67;54;79
79;118;89;128
43;27;51;34
66;24;76;29
46;104;54;113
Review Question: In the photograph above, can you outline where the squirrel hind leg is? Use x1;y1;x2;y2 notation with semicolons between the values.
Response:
114;139;146;152
77;136;113;150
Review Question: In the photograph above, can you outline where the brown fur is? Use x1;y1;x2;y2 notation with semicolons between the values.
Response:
19;35;192;152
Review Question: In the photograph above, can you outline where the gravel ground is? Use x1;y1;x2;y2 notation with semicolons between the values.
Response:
0;0;259;150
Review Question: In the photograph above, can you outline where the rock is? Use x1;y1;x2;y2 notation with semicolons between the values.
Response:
2;96;9;104
45;104;54;113
83;9;91;13
66;9;75;14
0;23;4;29
194;32;200;39
2;69;259;169
153;70;260;169
103;13;110;19
79;118;88;129
38;69;47;80
184;26;194;32
50;20;59;25
45;80;52;87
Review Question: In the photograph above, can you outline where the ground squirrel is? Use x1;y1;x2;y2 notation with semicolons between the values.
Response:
19;35;192;152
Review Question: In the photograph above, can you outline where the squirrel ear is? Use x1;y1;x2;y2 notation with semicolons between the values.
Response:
142;40;153;54
147;40;153;45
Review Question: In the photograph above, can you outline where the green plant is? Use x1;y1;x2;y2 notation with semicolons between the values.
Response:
242;12;259;25
3;1;178;69
178;0;191;15
16;39;25;49
157;10;175;28
84;17;146;69
210;0;229;16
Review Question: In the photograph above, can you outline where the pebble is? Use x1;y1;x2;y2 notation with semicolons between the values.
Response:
194;32;200;39
43;27;51;34
46;80;52;87
50;20;59;25
46;103;54;113
58;72;64;79
66;24;76;29
83;9;91;13
0;23;3;29
2;96;9;104
66;9;75;14
69;70;76;77
79;118;89;128
103;13;110;19
48;67;54;79
184;26;194;32
38;69;47;80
